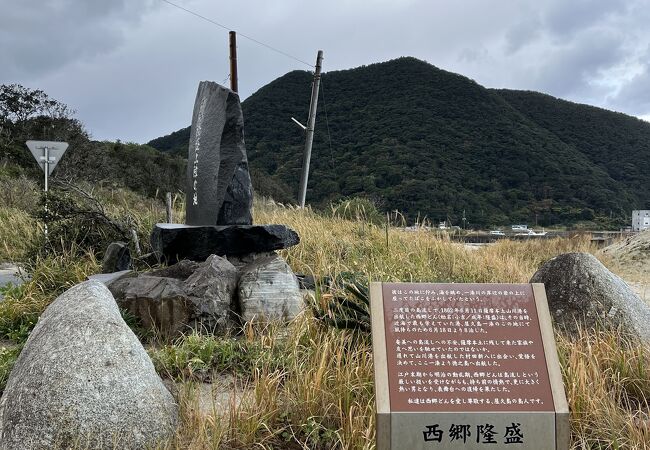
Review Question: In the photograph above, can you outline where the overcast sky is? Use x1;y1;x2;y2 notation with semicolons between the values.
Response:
1;0;649;143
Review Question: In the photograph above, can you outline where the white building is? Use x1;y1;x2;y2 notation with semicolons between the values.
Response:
632;210;650;232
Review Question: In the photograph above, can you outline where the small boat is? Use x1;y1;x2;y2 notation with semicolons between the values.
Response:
516;229;547;236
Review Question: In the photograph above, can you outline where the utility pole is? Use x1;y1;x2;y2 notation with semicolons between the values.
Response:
229;31;238;92
298;50;323;208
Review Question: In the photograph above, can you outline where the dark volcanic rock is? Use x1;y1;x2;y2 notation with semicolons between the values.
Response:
530;252;650;340
110;255;238;337
217;163;253;225
186;81;253;226
101;241;131;273
146;259;200;280
151;223;300;264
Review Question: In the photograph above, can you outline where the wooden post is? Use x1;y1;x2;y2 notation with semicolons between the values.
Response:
165;192;173;224
229;31;238;92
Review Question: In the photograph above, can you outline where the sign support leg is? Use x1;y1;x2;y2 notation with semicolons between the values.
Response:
44;146;49;240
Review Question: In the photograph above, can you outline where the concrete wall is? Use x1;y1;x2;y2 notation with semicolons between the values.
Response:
632;210;650;232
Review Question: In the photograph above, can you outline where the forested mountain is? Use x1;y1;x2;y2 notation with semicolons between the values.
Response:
149;57;650;227
494;89;650;213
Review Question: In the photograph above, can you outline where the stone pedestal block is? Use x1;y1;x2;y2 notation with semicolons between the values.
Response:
151;223;300;264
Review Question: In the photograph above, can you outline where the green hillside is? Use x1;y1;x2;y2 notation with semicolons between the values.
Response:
149;57;650;227
495;89;650;210
0;84;185;198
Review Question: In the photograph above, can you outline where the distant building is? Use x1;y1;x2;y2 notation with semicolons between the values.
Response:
632;210;650;232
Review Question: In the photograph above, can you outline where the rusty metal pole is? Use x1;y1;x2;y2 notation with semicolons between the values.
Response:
229;31;238;92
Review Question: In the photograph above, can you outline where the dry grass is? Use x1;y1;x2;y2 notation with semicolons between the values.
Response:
157;318;374;449
254;199;596;283
0;207;38;261
1;189;649;449
0;244;99;341
558;328;650;449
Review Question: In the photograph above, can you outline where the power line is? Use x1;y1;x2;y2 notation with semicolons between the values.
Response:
159;0;313;68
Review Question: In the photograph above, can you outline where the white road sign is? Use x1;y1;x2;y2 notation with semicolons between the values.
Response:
25;140;69;176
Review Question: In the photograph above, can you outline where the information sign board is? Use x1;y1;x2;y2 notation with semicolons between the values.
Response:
371;282;568;450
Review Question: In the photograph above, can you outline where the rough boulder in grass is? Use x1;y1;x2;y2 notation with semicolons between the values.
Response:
110;255;238;337
101;241;131;273
238;253;303;322
0;281;177;449
183;254;239;331
530;252;650;340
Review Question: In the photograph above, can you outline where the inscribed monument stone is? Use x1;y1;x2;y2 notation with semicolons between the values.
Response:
186;81;253;225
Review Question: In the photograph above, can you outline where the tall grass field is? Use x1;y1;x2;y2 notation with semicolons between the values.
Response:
0;183;648;449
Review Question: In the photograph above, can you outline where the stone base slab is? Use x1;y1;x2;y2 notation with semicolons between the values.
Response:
151;223;300;264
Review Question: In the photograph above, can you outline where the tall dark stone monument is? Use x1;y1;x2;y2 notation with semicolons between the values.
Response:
151;80;300;263
186;82;253;225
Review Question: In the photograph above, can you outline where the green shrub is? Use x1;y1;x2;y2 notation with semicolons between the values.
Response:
309;273;371;333
150;331;293;381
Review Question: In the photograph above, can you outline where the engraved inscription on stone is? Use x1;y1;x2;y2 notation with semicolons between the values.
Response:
185;81;253;226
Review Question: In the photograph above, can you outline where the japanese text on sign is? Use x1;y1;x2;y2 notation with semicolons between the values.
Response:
382;283;554;412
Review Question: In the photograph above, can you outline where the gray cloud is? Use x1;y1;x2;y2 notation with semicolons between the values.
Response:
0;0;157;79
531;30;626;99
504;16;542;55
2;0;649;142
613;70;650;114
607;45;650;116
542;0;628;39
485;0;649;111
458;47;490;64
